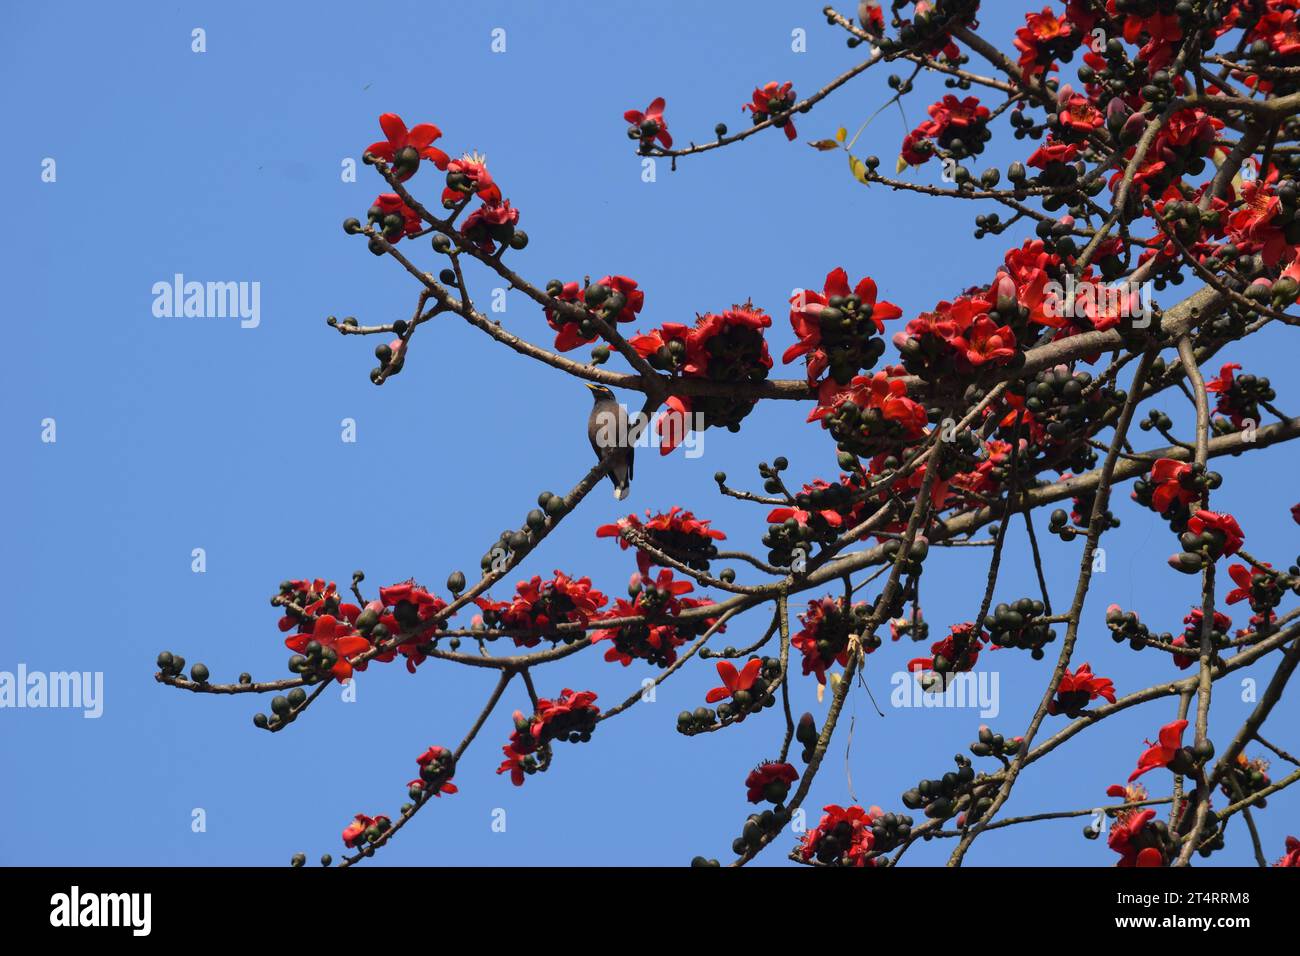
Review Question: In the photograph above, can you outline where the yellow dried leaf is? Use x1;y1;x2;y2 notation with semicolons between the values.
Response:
807;139;841;151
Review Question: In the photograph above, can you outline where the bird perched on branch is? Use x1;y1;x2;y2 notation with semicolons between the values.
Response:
586;383;634;500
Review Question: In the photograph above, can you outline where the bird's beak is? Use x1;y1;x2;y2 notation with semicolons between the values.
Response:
585;383;599;392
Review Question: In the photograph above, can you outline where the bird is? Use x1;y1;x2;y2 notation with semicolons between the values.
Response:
586;383;634;500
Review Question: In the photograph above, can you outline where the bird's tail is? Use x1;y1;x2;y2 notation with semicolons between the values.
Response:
614;484;630;501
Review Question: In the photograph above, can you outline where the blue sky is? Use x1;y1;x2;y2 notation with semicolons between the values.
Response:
3;0;1297;867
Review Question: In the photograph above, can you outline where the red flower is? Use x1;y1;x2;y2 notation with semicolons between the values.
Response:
1107;808;1166;867
497;748;528;787
1056;91;1103;133
1120;8;1182;71
442;153;502;207
591;569;718;668
1228;181;1290;266
532;688;599;739
899;129;935;167
1128;719;1189;782
596;275;645;324
461;200;520;253
1187;510;1245;557
927;94;990;137
743;82;798;140
596;507;726;576
688;304;773;374
1226;563;1270;606
542;281;587;351
1013;7;1069;80
908;622;984;676
1277;836;1300;867
1147;458;1197;513
956;314;1017;367
475;572;608;646
342;813;390;848
1292;502;1300;525
799;804;882;866
409;745;458;797
790;596;874;685
705;657;763;704
496;689;600;786
369;193;423;243
784;268;901;384
808;368;928;441
285;614;370;683
624;97;672;149
634;304;772;450
1203;362;1265;429
1047;662;1116;716
1026;137;1079;168
365;113;449;180
745;761;798;803
380;581;446;623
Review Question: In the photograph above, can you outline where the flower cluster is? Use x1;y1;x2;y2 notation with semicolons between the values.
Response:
596;507;726;576
475;571;608;648
1220;752;1272;809
894;288;1018;378
745;760;798;803
908;621;984;682
1012;5;1087;82
1225;561;1285;619
364;581;450;673
632;303;773;450
496;689;600;786
1132;457;1201;522
1277;836;1300;868
408;745;458;800
704;656;781;723
1206;362;1277;432
899;94;992;168
807;366;928;461
1107;808;1172;867
1047;662;1116;717
592;570;720;668
791;596;880;686
342;812;392;849
274;579;369;683
798;804;913;867
442;153;502;206
763;474;871;568
1168;510;1246;573
784;268;900;385
543;275;644;352
624;97;671;151
742;82;798;140
1170;607;1233;670
367;193;423;244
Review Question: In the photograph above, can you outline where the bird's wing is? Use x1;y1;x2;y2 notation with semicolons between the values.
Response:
617;400;635;482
